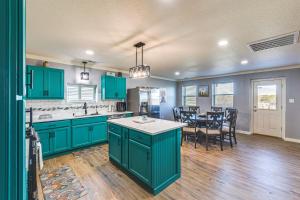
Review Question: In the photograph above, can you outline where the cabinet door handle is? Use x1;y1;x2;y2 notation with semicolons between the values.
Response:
26;70;34;89
147;151;150;160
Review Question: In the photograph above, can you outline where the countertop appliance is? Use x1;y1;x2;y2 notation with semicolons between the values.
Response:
127;87;161;118
116;102;126;112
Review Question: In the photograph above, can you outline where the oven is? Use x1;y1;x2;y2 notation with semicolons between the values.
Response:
26;108;38;200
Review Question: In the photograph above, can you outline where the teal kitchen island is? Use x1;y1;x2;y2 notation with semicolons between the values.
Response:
107;116;186;195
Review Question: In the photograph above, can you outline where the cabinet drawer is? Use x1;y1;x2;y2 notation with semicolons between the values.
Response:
108;123;122;135
33;120;70;130
72;116;107;126
129;130;151;146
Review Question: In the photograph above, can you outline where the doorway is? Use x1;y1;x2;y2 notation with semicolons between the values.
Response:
251;78;286;138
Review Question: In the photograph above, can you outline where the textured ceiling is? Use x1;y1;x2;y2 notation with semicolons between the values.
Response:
27;0;300;80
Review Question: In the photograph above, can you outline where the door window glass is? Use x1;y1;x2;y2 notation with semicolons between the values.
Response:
257;85;277;110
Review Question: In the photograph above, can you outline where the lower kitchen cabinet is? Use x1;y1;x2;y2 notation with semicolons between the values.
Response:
91;122;107;144
128;139;152;186
37;130;52;156
72;122;108;148
35;127;71;156
109;131;122;164
72;125;91;148
52;127;71;153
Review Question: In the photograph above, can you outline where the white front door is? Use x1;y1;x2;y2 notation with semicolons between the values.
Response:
253;79;283;137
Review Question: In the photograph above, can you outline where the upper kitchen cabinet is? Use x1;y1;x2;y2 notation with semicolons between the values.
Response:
26;65;64;99
101;75;126;100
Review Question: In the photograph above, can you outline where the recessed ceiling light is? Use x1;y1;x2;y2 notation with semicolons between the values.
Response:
241;60;248;65
85;50;94;55
218;40;228;47
175;71;180;76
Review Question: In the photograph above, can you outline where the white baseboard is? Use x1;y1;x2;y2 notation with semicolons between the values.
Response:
284;137;300;143
237;130;252;135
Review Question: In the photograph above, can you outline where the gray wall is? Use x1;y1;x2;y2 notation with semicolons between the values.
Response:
176;66;300;140
26;59;176;120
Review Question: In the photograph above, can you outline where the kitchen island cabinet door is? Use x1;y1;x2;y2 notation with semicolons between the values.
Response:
109;131;122;164
128;139;151;186
121;128;129;168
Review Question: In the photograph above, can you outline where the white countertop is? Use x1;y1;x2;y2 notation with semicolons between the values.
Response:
30;111;133;123
108;116;187;135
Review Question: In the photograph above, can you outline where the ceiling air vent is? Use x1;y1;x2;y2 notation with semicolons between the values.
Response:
248;31;299;52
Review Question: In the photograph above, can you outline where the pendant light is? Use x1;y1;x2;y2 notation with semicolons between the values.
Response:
129;42;150;79
81;61;89;80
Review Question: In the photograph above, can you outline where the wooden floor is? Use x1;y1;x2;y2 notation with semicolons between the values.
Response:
39;134;300;200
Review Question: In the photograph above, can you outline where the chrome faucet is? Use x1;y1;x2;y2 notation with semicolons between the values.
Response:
83;102;88;115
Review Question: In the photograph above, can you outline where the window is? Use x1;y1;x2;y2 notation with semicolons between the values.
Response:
67;84;97;102
182;85;197;106
257;85;277;110
212;82;234;108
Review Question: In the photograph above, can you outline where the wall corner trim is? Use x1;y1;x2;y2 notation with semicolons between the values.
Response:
283;137;300;144
237;130;252;135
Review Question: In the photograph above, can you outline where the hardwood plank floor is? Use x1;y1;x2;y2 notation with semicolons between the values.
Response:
38;134;300;200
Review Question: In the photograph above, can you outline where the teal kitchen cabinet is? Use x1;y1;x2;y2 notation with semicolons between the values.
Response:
128;139;152;185
116;76;126;99
26;66;44;98
121;128;129;168
33;120;71;157
72;116;108;148
108;122;181;195
26;65;64;99
72;123;107;147
91;122;108;144
37;130;52;156
72;124;91;148
44;68;64;98
101;75;126;100
52;127;71;153
109;131;122;164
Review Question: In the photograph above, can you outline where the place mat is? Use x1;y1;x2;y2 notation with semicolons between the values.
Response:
40;165;88;200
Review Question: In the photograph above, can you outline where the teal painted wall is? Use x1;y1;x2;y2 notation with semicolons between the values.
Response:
0;0;26;199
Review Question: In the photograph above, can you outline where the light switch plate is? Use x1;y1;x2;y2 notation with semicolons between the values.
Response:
289;98;295;103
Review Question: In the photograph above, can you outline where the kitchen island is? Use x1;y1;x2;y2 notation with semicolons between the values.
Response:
107;116;186;195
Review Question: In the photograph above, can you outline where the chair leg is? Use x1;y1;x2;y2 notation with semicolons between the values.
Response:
206;134;208;151
229;131;233;148
194;133;197;148
181;132;183;146
233;127;237;144
220;134;223;151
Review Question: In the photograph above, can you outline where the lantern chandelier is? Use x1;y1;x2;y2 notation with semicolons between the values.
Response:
129;42;150;79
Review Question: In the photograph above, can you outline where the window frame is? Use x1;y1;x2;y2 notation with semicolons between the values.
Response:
67;83;97;102
182;85;197;107
212;82;234;108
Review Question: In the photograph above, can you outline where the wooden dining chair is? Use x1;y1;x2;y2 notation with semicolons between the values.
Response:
211;106;223;112
189;106;200;113
199;112;224;151
223;108;238;146
178;106;184;112
180;111;199;148
172;107;181;122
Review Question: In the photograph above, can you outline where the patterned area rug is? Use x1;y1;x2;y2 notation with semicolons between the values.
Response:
40;165;88;200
